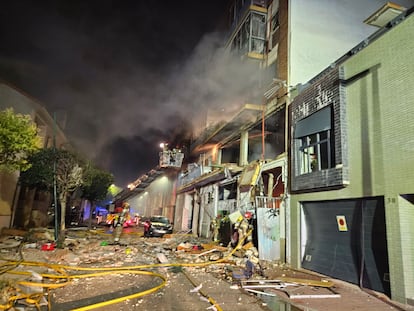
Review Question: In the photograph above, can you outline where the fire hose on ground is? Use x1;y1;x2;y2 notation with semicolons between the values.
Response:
0;229;253;311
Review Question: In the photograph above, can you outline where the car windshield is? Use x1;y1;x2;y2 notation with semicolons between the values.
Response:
150;216;169;224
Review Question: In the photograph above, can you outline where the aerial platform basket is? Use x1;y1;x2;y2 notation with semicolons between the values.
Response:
159;149;184;168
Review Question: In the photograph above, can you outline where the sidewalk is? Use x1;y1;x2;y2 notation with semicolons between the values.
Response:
261;266;414;311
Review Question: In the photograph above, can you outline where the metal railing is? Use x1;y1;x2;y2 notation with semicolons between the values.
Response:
255;196;281;209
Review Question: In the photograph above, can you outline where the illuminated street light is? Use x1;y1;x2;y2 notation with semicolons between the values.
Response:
108;184;122;196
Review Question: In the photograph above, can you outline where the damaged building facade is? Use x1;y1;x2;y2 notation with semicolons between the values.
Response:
167;0;414;306
174;0;289;262
172;0;410;262
108;1;414;306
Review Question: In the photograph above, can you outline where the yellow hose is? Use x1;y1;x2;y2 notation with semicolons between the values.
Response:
0;229;252;310
181;269;223;311
70;270;167;311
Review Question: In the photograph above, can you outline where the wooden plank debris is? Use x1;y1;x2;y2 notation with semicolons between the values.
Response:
240;278;340;299
242;278;333;288
196;249;219;257
244;288;277;296
241;279;297;289
201;243;228;252
283;285;341;299
277;277;334;288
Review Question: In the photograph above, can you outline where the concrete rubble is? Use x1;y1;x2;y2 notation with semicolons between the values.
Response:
0;227;412;311
0;227;273;310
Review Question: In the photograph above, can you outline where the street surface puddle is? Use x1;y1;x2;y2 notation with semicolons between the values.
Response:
260;294;302;311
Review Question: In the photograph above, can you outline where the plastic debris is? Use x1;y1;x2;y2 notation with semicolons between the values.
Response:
41;243;55;251
190;283;202;293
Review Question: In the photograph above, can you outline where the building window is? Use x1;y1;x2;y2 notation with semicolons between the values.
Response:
295;106;334;175
299;131;332;174
269;11;279;50
251;12;266;54
219;182;237;200
271;11;280;31
231;11;267;56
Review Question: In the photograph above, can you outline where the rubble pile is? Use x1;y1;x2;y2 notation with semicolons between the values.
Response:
0;226;330;311
0;231;237;293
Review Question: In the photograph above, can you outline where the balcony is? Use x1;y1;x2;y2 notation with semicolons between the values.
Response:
227;1;268;59
228;0;268;36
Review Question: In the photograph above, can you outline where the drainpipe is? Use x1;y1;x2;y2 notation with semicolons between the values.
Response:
261;105;266;161
280;161;287;263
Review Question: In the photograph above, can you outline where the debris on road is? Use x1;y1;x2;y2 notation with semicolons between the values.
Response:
190;283;202;293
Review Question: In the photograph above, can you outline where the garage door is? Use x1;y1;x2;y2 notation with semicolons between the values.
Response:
301;197;390;296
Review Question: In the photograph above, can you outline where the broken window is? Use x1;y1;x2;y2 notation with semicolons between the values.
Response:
269;11;280;50
230;11;266;56
271;11;280;31
219;182;237;200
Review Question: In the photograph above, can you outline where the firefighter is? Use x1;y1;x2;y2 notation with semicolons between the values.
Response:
143;219;151;237
210;216;220;242
113;202;130;243
232;212;253;250
119;202;130;226
134;213;140;226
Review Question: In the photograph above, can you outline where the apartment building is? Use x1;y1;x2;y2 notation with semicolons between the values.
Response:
0;82;69;229
174;0;411;261
109;1;414;305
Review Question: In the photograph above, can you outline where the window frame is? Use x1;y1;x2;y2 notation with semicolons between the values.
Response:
298;130;332;174
231;10;267;55
294;105;334;175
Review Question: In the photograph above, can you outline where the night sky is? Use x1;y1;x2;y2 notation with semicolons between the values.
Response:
5;1;411;188
0;1;241;187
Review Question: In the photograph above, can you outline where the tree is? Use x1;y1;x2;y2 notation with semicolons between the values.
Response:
20;148;83;240
81;164;114;228
55;150;83;236
0;108;40;172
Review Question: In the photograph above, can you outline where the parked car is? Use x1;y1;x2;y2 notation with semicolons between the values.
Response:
146;216;173;237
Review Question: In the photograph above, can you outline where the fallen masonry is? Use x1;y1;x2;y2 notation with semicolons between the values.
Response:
0;227;337;311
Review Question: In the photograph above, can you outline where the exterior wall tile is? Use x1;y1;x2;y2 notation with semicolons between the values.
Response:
290;67;349;192
289;13;414;304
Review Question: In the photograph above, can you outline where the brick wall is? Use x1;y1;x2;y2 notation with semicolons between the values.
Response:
290;66;348;192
